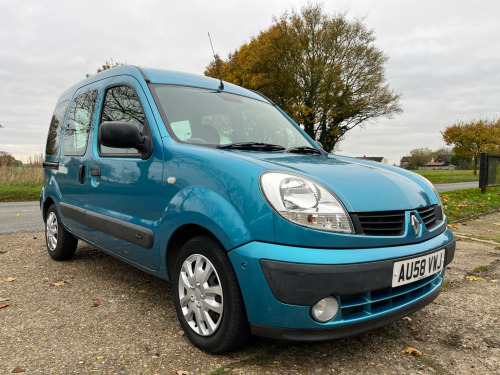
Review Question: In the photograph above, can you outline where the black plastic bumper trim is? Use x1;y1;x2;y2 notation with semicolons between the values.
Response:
250;285;441;341
59;202;154;249
260;239;455;306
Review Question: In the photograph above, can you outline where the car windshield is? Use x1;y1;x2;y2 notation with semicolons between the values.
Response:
152;85;314;150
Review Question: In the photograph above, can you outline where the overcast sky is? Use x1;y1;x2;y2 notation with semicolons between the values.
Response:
1;0;499;165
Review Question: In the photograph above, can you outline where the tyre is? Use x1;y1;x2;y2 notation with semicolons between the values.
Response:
45;204;78;261
172;235;250;353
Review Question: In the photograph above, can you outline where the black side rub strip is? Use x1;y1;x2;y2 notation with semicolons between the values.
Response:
59;202;154;249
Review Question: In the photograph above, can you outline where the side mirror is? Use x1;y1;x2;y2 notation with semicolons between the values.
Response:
99;121;152;160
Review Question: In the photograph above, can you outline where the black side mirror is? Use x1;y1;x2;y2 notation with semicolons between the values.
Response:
99;121;152;160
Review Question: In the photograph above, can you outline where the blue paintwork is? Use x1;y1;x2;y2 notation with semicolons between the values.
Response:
229;234;451;328
42;66;454;334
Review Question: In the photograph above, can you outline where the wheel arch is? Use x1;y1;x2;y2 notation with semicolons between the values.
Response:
166;224;224;281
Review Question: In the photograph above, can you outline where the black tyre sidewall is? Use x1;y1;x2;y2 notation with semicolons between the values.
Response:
172;235;249;353
45;204;77;261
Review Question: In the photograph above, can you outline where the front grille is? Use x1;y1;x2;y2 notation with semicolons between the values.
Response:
417;205;438;230
352;211;405;236
351;205;441;236
338;271;442;322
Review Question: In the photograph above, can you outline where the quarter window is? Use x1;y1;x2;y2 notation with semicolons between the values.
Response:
63;90;98;156
100;85;147;155
46;101;69;155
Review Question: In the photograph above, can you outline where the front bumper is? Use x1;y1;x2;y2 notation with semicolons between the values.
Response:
228;229;455;337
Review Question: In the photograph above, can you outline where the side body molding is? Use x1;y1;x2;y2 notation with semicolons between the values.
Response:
59;202;154;249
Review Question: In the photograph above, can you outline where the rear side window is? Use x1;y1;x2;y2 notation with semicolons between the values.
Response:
63;90;98;156
45;101;69;156
99;85;147;155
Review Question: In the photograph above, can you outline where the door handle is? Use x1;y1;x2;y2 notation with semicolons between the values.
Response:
77;165;85;184
90;165;101;177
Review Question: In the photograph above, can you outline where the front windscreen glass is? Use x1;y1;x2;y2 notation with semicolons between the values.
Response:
152;85;313;149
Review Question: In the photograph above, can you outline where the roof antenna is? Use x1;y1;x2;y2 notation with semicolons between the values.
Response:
208;32;224;90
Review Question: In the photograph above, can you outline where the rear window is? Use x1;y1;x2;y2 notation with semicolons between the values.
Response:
63;90;98;156
45;101;69;156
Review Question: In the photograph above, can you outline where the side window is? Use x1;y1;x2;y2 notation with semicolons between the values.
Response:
99;85;147;155
45;101;69;156
63;90;98;156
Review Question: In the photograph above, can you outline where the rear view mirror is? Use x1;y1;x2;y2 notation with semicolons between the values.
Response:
99;121;152;160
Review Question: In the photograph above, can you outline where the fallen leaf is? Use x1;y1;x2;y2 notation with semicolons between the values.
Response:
96;356;103;360
491;280;499;283
11;366;26;373
92;298;100;308
411;328;423;336
178;330;185;336
466;276;483;281
3;277;16;282
402;316;412;322
50;281;66;287
0;298;10;303
402;346;422;357
138;290;147;294
176;371;190;375
0;304;10;309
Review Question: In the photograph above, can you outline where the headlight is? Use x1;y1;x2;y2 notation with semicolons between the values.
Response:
420;176;445;219
260;171;353;233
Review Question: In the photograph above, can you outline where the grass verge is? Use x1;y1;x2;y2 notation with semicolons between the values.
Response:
0;165;43;202
411;169;478;184
442;186;500;223
0;183;43;201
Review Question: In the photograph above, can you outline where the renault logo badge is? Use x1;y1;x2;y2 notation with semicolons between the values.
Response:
410;214;421;236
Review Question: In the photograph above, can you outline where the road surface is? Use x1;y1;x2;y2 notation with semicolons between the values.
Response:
0;201;44;234
434;181;478;192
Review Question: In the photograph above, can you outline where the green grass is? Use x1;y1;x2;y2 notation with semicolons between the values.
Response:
411;169;478;184
441;281;452;290
0;183;43;201
472;265;490;273
0;165;44;202
442;186;500;223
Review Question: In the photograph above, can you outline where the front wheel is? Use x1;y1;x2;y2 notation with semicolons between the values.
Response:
172;235;249;353
45;204;78;261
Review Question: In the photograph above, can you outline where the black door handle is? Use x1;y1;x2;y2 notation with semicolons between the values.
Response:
77;165;85;184
90;165;101;177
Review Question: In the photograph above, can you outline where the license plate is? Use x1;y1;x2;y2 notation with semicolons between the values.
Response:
392;249;446;287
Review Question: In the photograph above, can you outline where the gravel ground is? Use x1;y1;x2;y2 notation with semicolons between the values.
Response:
1;213;499;375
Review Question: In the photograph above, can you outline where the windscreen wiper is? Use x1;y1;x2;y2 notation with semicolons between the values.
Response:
217;142;286;151
285;146;324;155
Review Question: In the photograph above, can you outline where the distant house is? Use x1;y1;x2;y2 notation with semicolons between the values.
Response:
424;154;455;170
400;156;411;168
432;154;452;166
357;156;388;164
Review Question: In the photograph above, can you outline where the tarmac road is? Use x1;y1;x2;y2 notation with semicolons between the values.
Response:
0;201;43;234
434;181;478;192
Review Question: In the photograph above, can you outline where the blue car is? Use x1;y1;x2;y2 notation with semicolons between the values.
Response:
41;66;455;353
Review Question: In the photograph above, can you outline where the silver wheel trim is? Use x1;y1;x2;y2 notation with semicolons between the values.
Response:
46;212;58;251
178;253;224;336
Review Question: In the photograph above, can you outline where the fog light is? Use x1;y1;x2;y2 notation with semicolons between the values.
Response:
311;297;339;323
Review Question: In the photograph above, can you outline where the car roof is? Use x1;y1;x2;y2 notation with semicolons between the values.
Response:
58;65;267;103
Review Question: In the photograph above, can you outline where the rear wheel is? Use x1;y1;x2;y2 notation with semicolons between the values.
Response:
172;235;249;353
45;204;78;261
